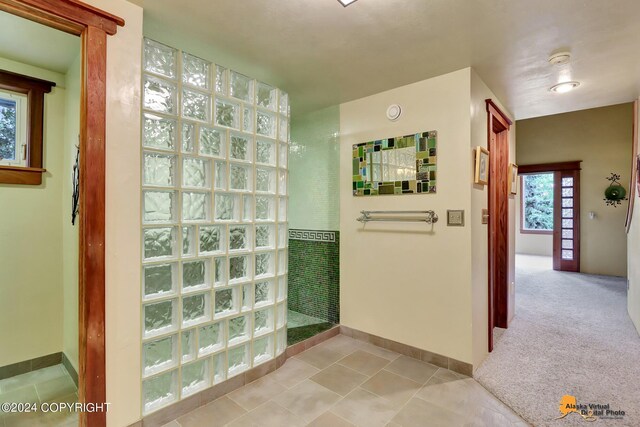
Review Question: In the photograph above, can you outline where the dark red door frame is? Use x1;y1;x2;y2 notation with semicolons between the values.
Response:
0;2;124;426
486;99;512;353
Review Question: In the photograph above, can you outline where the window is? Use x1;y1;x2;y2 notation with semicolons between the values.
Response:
521;173;554;233
0;89;27;167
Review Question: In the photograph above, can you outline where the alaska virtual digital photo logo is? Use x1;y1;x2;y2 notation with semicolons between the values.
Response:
557;395;626;422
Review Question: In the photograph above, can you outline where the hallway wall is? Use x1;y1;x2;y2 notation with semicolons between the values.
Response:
628;99;640;335
516;103;633;277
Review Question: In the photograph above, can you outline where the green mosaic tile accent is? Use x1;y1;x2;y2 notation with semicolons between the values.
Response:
352;130;437;196
287;231;339;325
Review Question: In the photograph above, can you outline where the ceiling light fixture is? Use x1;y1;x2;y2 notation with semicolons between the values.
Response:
338;0;358;7
549;81;580;94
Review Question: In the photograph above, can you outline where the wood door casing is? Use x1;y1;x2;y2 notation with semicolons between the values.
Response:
553;169;580;272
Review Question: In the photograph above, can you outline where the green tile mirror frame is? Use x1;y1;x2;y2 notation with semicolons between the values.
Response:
352;130;437;196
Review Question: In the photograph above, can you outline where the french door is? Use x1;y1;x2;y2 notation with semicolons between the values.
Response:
553;169;580;271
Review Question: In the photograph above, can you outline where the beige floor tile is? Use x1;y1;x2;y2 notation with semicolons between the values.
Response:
338;350;391;376
0;366;66;394
354;342;400;361
383;356;438;384
295;345;348;370
4;411;52;427
177;396;246;427
308;411;356;427
416;377;502;417
391;397;470;426
331;388;398;427
464;405;519;427
317;336;361;357
35;376;77;402
268;357;319;389
227;401;305;427
433;367;467;381
228;376;286;411
309;364;367;396
272;379;341;422
360;370;422;409
0;385;39;405
160;422;180;427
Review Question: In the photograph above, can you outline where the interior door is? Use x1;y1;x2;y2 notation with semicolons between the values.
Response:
553;169;580;271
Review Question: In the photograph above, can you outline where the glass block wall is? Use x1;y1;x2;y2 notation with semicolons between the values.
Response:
140;38;289;415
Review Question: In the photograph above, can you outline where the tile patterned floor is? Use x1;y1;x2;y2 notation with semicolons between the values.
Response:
165;335;529;427
0;364;78;427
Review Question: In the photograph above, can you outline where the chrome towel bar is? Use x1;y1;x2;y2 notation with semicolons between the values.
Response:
356;210;438;224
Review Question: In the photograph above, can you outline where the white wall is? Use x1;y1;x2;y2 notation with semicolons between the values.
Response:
340;69;474;363
629;100;640;335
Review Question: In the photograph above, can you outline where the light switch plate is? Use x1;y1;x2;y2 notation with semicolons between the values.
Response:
447;210;465;226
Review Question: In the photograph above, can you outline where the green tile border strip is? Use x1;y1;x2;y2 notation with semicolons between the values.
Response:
289;229;336;242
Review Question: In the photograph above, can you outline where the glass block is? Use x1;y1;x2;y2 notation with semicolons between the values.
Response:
144;299;177;338
198;322;223;356
182;53;210;89
562;219;573;229
256;111;275;138
230;163;252;191
143;335;177;377
183;157;209;188
278;116;288;142
199;226;223;255
242;284;252;311
214;161;228;190
278;249;287;274
230;226;249;251
278;170;287;195
255;252;274;278
253;335;273;365
200;127;226;158
279;143;288;168
181;329;196;363
254;280;274;306
562;239;574;249
144;263;175;298
278;90;289;116
182;122;195;153
562;198;573;208
562;208;573;218
182;293;210;326
562;188;573;197
215;99;239;129
278;198;287;221
144;152;175;187
243;195;253;222
277;276;287;302
254;307;274;335
215;193;239;221
230;133;252;162
144;75;176;115
562;229;572;239
144;38;177;78
215;65;228;95
228;314;250;344
144;191;175;223
182;358;210;397
214;257;226;287
256;139;276;165
562;177;574;187
143;113;177;150
243;107;254;133
182;260;208;291
144;227;176;259
142;369;177;415
255;225;275;249
276;303;286;328
256;167;275;193
256;82;276;110
562;250;573;260
182;192;209;222
255;196;275;221
212;352;226;384
277;328;287;355
278;223;288;248
215;288;237;317
230;71;254;102
182;226;196;257
227;344;249;378
182;88;210;122
229;255;250;282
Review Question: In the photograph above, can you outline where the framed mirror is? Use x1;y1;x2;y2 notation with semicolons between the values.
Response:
352;130;437;196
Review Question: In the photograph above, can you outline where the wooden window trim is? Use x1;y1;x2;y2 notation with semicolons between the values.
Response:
0;69;55;185
518;161;582;174
519;174;553;235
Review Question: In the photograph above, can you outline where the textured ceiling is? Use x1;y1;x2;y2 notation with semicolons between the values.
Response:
132;0;640;119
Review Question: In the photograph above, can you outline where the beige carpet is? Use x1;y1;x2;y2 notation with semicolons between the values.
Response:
475;255;640;426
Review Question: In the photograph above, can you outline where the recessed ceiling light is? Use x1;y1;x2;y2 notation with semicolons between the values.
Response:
548;51;572;66
338;0;358;7
549;81;580;93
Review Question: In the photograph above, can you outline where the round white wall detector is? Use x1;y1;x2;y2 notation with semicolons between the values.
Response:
386;104;402;121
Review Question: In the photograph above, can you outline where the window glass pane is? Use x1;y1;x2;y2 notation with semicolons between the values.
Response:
562;177;573;187
522;173;554;231
562;208;573;218
562;250;573;260
562;219;573;229
0;97;17;161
